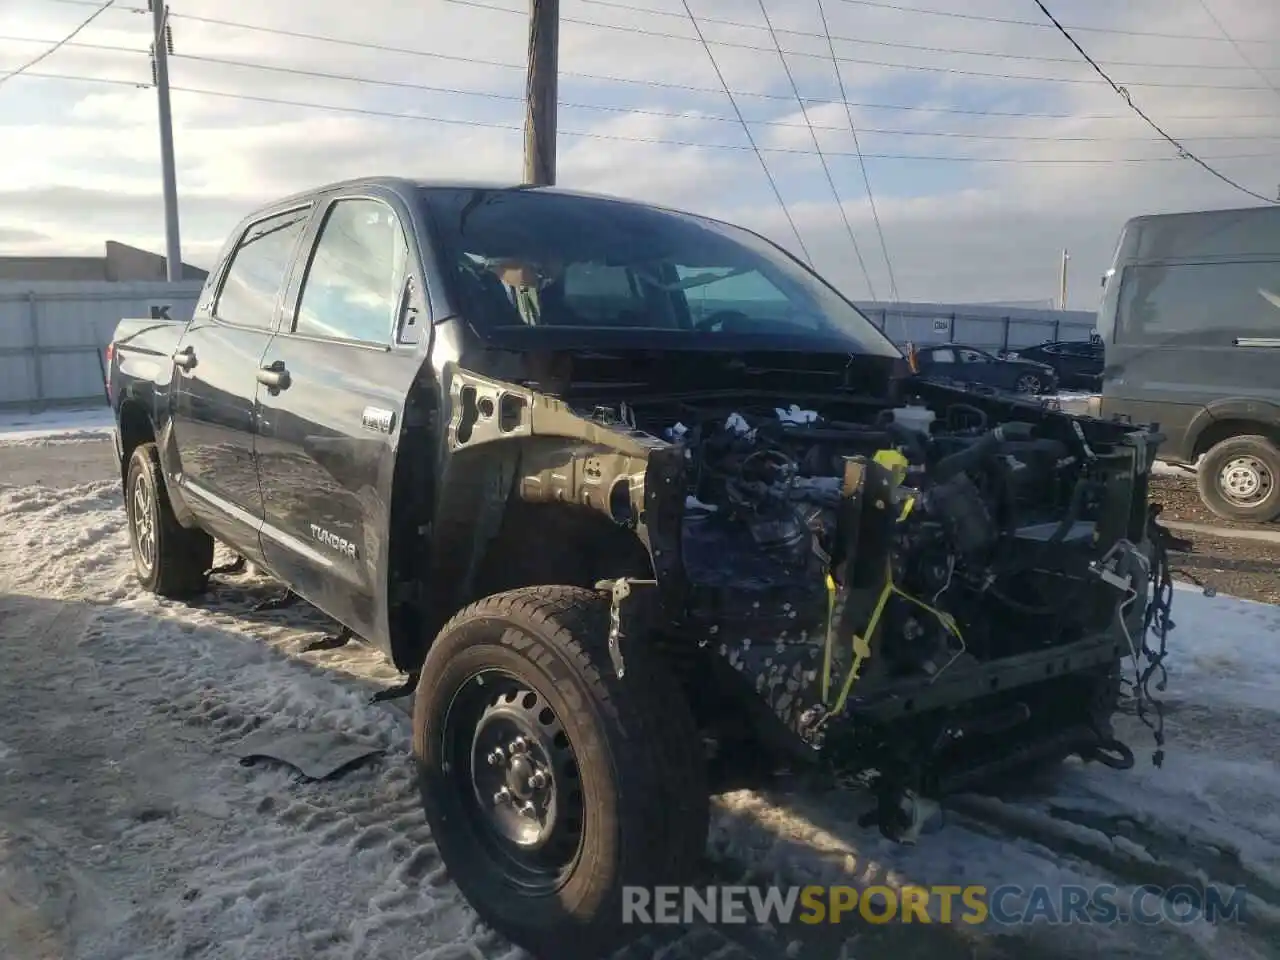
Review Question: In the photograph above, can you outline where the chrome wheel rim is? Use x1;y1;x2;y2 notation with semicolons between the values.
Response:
132;472;156;571
1015;373;1041;394
1219;455;1273;506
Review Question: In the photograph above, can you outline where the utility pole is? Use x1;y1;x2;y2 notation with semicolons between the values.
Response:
150;0;182;281
1058;248;1070;310
523;0;559;185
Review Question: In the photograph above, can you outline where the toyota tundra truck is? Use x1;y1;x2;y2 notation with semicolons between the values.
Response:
106;178;1177;959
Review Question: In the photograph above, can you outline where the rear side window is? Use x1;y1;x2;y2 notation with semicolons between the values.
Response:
214;209;310;329
294;198;410;344
1117;260;1280;344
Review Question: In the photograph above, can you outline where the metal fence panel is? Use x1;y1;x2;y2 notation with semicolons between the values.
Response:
0;355;36;404
0;280;202;410
39;351;107;402
851;301;1096;353
0;295;34;350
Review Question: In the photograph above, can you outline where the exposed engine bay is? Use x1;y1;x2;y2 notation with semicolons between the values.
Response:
665;398;1122;675
588;389;1174;838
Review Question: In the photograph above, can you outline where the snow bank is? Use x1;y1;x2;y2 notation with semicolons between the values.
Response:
0;404;114;446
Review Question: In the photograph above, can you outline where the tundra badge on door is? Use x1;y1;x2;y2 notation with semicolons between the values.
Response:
311;524;357;559
362;406;396;434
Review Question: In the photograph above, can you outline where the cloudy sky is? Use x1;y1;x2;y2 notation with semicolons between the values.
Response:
2;0;1279;307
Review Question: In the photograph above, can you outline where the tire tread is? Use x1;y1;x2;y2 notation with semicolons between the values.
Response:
126;443;214;598
414;584;709;958
1196;434;1280;523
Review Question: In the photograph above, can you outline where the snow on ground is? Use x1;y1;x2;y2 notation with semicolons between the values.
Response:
1;480;1277;959
0;405;114;446
0;482;494;960
1054;392;1099;404
1153;461;1198;477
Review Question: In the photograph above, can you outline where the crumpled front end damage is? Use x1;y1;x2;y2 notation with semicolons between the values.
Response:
435;369;1176;841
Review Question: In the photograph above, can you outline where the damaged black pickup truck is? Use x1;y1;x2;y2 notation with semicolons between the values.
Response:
107;178;1178;959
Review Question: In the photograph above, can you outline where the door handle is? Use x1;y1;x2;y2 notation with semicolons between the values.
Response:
257;360;291;391
172;346;197;370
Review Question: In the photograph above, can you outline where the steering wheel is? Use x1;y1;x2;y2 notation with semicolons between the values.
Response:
692;309;753;333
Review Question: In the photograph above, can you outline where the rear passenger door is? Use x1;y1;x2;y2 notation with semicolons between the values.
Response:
169;206;312;557
254;193;428;643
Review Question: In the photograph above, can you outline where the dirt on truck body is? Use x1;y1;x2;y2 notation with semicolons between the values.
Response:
106;179;1179;960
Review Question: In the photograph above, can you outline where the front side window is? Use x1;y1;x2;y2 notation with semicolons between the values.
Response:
214;208;310;329
957;349;989;363
423;189;900;356
294;198;409;343
928;348;957;364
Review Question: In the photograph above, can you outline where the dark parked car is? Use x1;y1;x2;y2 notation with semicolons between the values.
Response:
106;178;1175;959
1099;205;1280;522
1005;338;1104;391
912;343;1059;395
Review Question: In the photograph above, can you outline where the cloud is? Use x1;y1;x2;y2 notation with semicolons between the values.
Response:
0;226;52;246
2;0;1280;303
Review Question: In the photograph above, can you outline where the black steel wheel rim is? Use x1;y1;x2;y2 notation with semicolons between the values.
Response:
441;666;585;894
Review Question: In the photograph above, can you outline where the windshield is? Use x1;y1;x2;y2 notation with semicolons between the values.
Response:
422;188;900;357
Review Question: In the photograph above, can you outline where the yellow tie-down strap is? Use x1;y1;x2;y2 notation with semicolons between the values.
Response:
819;449;957;719
820;562;963;720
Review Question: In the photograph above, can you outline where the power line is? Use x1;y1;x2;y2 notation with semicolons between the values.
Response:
47;0;1280;62
444;0;1280;92
1031;0;1277;205
3;36;1137;138
1195;0;1280;99
836;0;1280;44
817;0;898;302
32;1;1280;122
16;68;1279;166
0;0;113;88
755;0;875;296
576;0;1280;73
676;0;811;265
9;34;1279;146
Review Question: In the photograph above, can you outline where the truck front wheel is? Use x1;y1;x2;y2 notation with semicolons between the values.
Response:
412;585;708;959
125;443;214;598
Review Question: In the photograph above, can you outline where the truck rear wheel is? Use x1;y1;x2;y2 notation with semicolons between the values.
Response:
1198;435;1280;523
412;585;708;960
125;443;214;598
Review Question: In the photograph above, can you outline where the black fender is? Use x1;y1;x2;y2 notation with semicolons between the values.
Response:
407;367;679;669
1184;397;1280;460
